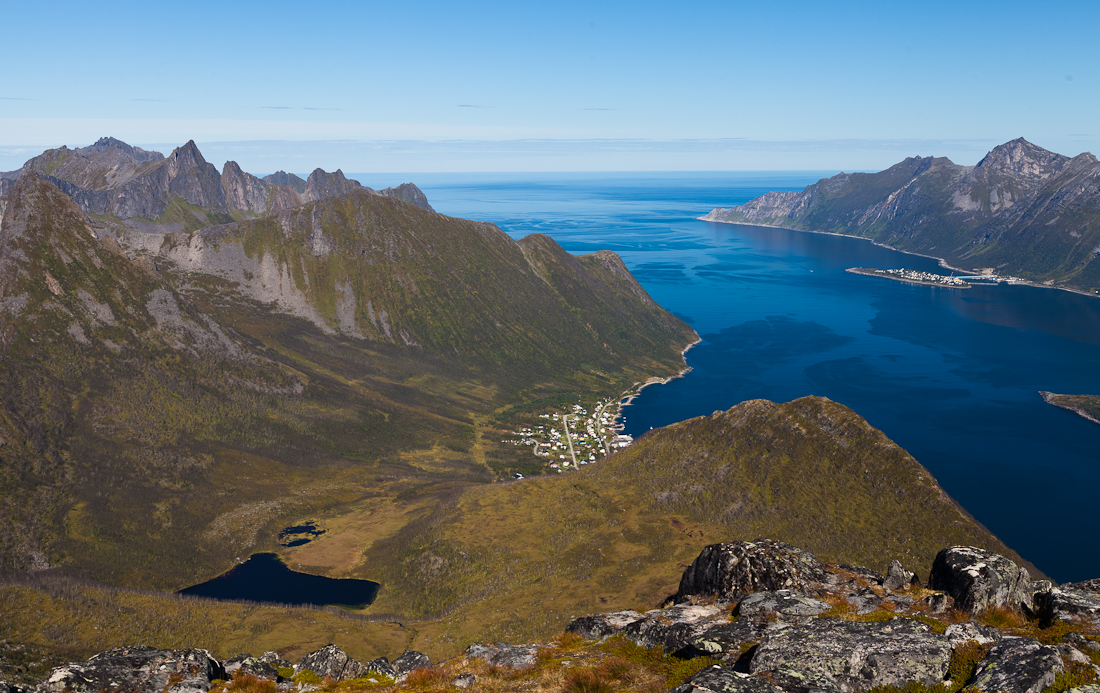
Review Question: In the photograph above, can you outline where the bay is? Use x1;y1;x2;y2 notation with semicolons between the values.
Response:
357;172;1100;583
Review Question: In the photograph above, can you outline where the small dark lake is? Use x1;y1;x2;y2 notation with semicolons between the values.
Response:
178;553;379;608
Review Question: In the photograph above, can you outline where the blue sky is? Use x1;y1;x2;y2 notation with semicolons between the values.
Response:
2;0;1097;172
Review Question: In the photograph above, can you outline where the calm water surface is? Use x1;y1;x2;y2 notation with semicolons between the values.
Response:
360;172;1100;583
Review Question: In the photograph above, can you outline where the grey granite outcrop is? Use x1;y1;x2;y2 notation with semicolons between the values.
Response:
675;540;829;603
36;647;223;693
749;618;951;693
671;665;785;693
969;637;1064;693
928;546;1034;613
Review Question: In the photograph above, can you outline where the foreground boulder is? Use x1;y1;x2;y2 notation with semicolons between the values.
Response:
675;540;829;603
969;638;1064;693
1036;586;1100;628
736;590;831;624
37;647;223;693
928;546;1034;613
749;618;951;693
391;651;431;678
222;655;279;681
671;665;784;693
566;610;644;641
296;645;391;682
464;643;539;670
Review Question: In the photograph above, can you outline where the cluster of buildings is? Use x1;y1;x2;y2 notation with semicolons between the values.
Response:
500;399;634;472
876;268;971;287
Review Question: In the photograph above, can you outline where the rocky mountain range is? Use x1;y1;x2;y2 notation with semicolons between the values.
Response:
701;138;1100;294
0;137;434;233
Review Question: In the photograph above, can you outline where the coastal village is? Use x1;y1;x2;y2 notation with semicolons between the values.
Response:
846;266;1024;288
500;396;635;473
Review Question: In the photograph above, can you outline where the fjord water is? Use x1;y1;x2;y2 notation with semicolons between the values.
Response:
366;172;1100;583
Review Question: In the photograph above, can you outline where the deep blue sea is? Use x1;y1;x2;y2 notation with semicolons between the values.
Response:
356;172;1100;583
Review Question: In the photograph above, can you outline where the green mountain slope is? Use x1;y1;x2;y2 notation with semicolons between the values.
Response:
349;396;1031;647
703;138;1100;293
0;172;696;590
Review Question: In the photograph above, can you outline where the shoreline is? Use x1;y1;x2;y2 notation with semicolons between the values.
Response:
845;267;972;289
699;215;1098;299
611;336;702;433
1039;391;1100;426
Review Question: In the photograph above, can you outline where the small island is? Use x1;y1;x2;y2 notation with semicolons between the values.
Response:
847;267;972;288
1040;391;1100;426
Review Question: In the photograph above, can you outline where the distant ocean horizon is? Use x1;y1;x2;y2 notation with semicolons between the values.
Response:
350;171;1100;583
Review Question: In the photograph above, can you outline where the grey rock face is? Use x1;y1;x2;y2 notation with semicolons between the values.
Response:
970;637;1064;693
391;651;431;677
750;618;951;693
686;620;767;661
767;667;845;693
378;183;434;212
671;665;785;693
928;546;1034;613
566;610;644;640
1036;587;1100;628
221;162;272;215
37;646;224;693
258;652;293;671
463;643;539;670
675;540;829;604
882;560;918;592
451;672;476;688
737;590;831;624
263;171;307;194
944;622;1001;647
619;605;724;654
223;654;279;681
303;169;362;204
295;645;369;681
920;592;953;614
1064;579;1100;595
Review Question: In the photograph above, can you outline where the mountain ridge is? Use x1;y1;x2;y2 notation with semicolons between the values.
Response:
702;138;1100;293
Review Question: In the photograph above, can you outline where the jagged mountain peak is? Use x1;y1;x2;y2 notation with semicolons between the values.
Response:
262;171;307;193
974;137;1067;179
87;137;163;163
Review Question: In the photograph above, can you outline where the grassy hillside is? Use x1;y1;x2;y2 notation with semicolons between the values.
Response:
313;396;1033;651
0;175;695;592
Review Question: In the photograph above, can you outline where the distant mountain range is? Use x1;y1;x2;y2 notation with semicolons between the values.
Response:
0;136;434;233
702;138;1100;294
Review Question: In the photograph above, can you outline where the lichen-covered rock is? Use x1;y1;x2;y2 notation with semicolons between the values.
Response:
944;622;1001;647
767;667;845;693
464;643;539;670
670;665;785;693
566;610;644;641
750;618;951;693
928;547;1033;613
363;658;395;680
295;645;368;681
37;646;224;693
684;620;767;660
258;652;293;672
882;560;918;593
223;655;279;681
920;592;953;614
844;587;884;615
1066;686;1100;693
392;651;431;677
675;540;829;604
451;672;476;688
969;637;1064;693
1065;632;1100;653
624;605;725;653
737;591;831;624
1037;587;1100;628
